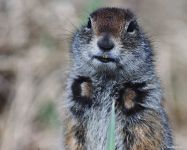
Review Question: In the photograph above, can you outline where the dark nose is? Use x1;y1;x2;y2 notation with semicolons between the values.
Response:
97;34;114;51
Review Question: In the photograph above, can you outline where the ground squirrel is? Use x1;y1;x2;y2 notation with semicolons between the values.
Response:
63;7;174;150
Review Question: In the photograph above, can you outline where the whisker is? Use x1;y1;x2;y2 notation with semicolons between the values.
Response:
136;102;160;110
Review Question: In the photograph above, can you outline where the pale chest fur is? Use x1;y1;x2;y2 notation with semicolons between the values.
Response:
78;79;164;150
83;80;126;149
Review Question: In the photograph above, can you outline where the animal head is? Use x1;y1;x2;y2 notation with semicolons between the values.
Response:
71;8;153;78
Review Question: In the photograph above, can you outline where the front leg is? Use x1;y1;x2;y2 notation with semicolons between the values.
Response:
124;110;165;150
70;76;93;118
64;119;86;150
117;82;147;116
65;76;93;150
71;76;92;106
118;82;166;150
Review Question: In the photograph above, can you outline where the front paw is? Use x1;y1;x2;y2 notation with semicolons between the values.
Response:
123;88;137;110
71;76;93;106
80;80;92;98
118;82;148;116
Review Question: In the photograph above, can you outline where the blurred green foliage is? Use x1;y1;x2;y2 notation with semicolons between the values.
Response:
40;32;59;51
81;0;103;24
36;101;60;129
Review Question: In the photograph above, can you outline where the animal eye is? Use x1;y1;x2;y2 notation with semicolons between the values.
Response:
87;18;92;29
127;21;136;33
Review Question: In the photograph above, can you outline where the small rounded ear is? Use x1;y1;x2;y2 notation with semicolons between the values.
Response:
123;9;138;35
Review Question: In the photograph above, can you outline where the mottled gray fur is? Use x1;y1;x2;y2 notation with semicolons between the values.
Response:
63;7;174;150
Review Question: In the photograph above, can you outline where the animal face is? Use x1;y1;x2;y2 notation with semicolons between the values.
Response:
71;8;152;75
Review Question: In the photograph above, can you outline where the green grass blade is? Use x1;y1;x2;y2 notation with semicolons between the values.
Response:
106;100;116;150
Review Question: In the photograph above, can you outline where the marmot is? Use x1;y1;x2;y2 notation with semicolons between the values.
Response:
62;7;174;150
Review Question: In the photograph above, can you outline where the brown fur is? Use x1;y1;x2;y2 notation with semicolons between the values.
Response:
123;88;136;109
64;119;78;150
64;119;85;150
125;111;164;150
91;8;128;37
80;81;92;98
65;108;164;150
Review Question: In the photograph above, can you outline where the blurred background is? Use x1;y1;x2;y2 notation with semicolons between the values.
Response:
0;0;187;149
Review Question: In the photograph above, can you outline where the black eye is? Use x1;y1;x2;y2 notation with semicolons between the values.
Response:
127;21;137;33
87;18;92;29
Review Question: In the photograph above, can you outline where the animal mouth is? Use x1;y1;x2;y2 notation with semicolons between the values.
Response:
93;55;116;63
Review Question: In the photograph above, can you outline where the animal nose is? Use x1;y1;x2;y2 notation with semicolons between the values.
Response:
97;34;114;51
